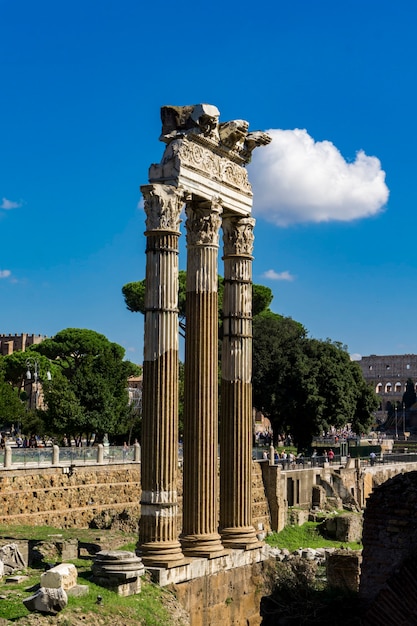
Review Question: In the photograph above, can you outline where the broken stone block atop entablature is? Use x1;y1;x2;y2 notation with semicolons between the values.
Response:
148;103;272;217
160;104;220;143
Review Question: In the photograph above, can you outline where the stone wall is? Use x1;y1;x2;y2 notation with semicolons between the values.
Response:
0;465;141;527
360;470;417;598
172;557;275;626
2;459;417;537
360;471;417;623
0;462;271;534
0;333;45;355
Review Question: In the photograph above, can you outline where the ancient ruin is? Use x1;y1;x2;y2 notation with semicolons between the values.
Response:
138;104;271;566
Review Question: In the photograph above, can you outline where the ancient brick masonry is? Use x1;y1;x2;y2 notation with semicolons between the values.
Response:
0;466;141;527
360;471;417;623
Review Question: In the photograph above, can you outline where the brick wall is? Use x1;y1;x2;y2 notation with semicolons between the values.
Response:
360;470;417;615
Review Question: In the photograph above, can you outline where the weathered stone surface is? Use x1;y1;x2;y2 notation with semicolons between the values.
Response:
321;513;362;543
92;550;145;596
67;584;89;597
326;550;362;591
360;471;417;607
0;543;26;574
0;466;141;528
23;586;67;614
40;562;77;590
172;557;275;626
5;575;28;583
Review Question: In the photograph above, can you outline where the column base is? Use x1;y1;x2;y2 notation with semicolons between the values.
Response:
137;541;186;569
180;533;227;559
220;526;263;550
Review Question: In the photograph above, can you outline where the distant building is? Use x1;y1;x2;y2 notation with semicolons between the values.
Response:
128;375;142;414
0;333;46;356
358;354;417;426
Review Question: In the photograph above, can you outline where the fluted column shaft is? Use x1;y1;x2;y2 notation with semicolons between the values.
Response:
181;200;225;557
220;216;259;548
138;184;185;567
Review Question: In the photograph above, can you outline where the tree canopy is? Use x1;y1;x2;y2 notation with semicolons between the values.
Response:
122;273;273;336
0;358;26;426
2;329;141;443
252;311;378;450
402;378;416;409
123;275;378;450
33;328;141;443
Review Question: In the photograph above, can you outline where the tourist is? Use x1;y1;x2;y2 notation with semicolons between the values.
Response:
370;451;376;466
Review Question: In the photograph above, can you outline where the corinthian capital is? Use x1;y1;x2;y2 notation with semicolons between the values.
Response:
185;201;222;247
141;184;183;232
222;216;255;257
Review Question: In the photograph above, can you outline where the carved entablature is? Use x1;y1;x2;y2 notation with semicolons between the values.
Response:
222;216;255;257
141;184;183;233
185;202;222;248
148;104;272;217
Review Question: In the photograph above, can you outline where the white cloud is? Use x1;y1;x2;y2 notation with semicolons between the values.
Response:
262;269;295;281
248;129;389;226
1;197;22;210
0;269;11;279
350;353;362;361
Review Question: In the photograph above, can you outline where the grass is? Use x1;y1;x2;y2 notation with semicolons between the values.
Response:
265;521;362;552
0;524;136;544
0;524;178;625
0;570;178;623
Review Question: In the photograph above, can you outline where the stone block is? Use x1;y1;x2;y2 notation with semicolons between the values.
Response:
61;538;78;561
40;563;77;590
67;584;89;597
0;543;26;575
326;550;362;592
335;514;363;543
23;586;67;614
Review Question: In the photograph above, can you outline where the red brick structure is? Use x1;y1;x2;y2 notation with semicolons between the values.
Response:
360;471;417;623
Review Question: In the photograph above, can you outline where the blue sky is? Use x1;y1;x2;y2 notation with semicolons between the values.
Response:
1;0;416;363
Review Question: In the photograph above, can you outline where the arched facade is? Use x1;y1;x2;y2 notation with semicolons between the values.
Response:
358;354;417;424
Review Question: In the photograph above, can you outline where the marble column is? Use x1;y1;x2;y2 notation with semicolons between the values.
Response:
220;215;259;549
181;199;225;557
138;183;185;567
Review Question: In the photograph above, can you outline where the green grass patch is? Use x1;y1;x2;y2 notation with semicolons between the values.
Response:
0;524;136;545
0;525;179;624
0;568;177;624
116;541;137;552
266;521;362;552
